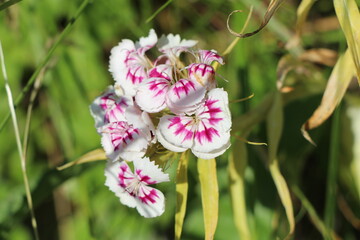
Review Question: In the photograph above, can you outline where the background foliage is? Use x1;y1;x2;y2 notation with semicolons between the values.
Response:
0;0;360;239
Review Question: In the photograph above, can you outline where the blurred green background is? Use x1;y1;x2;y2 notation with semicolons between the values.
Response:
1;0;360;239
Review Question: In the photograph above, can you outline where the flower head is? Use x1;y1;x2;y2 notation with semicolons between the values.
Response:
105;157;170;218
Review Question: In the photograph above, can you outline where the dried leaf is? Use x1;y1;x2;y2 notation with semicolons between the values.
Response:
198;158;219;240
334;0;360;83
57;148;107;171
267;92;295;238
301;49;355;144
299;48;338;67
175;151;189;240
227;0;286;38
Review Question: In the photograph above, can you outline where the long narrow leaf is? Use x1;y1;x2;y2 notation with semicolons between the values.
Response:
267;92;295;238
228;141;251;240
0;0;22;11
175;151;189;240
198;158;219;240
334;0;360;83
57;148;107;171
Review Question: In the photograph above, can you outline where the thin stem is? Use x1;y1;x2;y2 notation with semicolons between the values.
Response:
0;42;40;240
324;104;341;237
0;0;90;133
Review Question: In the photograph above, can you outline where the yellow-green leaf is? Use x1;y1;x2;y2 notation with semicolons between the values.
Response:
57;148;107;171
267;92;295;238
198;158;219;240
175;151;189;240
334;0;360;83
301;49;355;144
228;141;251;240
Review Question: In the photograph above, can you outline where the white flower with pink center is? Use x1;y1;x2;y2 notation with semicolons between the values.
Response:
188;50;224;90
156;88;231;159
105;157;170;218
99;105;155;162
109;29;157;96
90;86;133;128
135;61;209;115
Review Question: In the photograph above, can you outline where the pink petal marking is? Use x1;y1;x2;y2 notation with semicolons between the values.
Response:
100;93;129;123
105;122;140;151
168;116;194;142
194;122;220;145
171;79;196;99
199;99;223;125
198;50;224;65
148;78;170;97
138;187;159;204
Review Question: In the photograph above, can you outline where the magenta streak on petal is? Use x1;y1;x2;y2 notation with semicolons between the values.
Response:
148;80;169;97
127;65;145;85
191;64;214;77
138;188;159;204
135;169;157;184
118;165;135;188
199;99;223;125
194;122;220;145
106;122;140;151
172;79;196;99
168;117;194;142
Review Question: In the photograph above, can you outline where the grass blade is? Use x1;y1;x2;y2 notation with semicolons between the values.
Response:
267;92;295;238
0;0;91;133
0;42;39;240
324;104;341;234
145;0;172;23
57;148;107;171
334;0;360;84
0;0;22;11
198;158;219;240
175;151;189;240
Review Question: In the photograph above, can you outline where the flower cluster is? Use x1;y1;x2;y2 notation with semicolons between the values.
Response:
90;29;231;217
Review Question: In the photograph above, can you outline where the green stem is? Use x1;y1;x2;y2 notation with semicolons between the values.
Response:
0;0;91;133
324;104;341;237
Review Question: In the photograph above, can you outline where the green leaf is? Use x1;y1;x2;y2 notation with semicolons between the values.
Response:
175;151;189;240
267;92;295;238
198;158;219;240
228;141;251;240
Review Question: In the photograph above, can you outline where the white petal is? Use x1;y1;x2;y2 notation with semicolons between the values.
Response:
166;79;206;115
156;115;194;152
104;160;137;208
133;157;170;184
135;186;166;218
192;128;231;159
137;29;158;52
135;78;169;113
196;88;232;131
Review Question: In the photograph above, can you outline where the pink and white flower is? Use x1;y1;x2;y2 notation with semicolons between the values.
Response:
90;86;133;128
135;61;210;115
105;157;170;218
100;106;155;161
187;50;224;90
109;29;158;96
156;88;231;159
